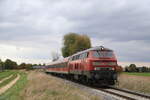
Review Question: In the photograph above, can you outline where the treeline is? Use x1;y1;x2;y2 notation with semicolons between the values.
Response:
125;64;150;72
0;59;44;71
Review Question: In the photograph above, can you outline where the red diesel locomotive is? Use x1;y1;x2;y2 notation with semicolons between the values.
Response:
46;46;118;85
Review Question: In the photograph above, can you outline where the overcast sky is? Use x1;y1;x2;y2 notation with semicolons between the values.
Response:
0;0;150;66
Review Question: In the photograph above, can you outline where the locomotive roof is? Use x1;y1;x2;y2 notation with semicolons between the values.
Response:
47;46;112;65
72;46;113;56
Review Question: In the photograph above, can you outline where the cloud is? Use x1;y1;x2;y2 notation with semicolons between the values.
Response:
0;0;150;65
92;38;150;62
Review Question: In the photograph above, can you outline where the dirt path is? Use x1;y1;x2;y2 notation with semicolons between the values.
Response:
0;74;20;95
0;75;13;84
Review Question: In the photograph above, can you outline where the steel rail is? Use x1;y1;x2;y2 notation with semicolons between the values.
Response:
107;86;150;99
98;88;136;100
46;73;150;100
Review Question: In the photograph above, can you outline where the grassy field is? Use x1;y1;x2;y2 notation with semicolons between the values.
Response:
118;73;150;94
0;70;27;100
1;70;150;100
20;70;102;100
0;70;101;100
0;74;17;88
0;71;14;80
124;72;150;76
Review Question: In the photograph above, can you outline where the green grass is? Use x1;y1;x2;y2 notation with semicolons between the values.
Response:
0;71;28;100
124;72;150;76
0;74;17;88
0;71;14;80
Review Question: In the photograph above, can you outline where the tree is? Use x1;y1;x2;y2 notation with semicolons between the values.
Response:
62;33;91;57
141;66;149;72
128;64;137;72
0;59;4;71
148;67;150;72
19;63;26;69
4;59;17;69
43;63;46;66
125;66;129;72
38;64;42;66
25;64;33;70
33;64;38;66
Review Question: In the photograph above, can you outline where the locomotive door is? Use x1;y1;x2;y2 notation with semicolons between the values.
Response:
81;52;88;73
81;56;85;74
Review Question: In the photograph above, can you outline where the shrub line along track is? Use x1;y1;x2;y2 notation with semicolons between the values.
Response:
47;73;150;100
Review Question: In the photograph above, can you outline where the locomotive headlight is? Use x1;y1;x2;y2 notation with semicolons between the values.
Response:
111;67;115;70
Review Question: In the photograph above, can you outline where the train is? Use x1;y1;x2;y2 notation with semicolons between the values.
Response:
46;46;118;85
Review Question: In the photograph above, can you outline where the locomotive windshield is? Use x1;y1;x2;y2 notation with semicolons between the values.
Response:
93;50;114;58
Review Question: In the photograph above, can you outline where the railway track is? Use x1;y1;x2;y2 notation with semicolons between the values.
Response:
47;73;150;100
95;86;150;100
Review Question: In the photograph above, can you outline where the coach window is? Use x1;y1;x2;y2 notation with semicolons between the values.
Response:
77;55;80;60
84;52;88;58
74;56;77;60
86;52;89;58
79;54;82;59
82;53;84;59
82;52;87;59
70;57;73;61
72;56;75;61
81;53;84;59
75;56;77;60
74;56;76;60
77;55;79;60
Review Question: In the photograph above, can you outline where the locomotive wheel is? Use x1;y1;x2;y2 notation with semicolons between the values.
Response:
80;76;87;84
108;80;115;85
86;77;93;85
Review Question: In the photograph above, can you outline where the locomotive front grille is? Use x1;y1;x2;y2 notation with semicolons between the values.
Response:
92;62;117;66
92;70;116;80
94;67;114;71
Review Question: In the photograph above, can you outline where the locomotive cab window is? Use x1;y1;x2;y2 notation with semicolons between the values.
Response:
83;52;88;58
79;52;89;59
93;50;114;58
